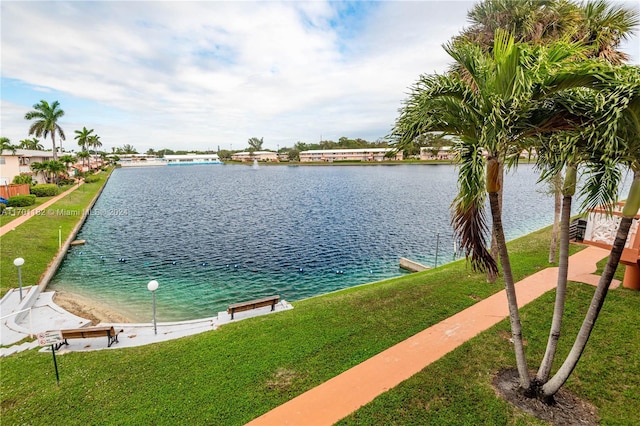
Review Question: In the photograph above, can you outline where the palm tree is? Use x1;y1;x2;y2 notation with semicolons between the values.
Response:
30;161;48;183
24;100;65;160
0;137;18;154
393;31;607;394
541;64;640;399
454;0;639;389
76;151;90;169
59;154;76;169
457;0;638;272
74;127;93;152
88;134;102;153
18;138;44;150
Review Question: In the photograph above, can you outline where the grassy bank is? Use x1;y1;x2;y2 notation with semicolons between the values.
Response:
2;223;637;425
0;170;111;296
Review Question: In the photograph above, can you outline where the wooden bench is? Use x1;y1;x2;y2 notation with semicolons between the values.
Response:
227;295;280;319
55;326;122;350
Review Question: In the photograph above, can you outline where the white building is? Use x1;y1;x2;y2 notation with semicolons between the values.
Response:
165;154;222;165
299;148;402;162
0;149;56;184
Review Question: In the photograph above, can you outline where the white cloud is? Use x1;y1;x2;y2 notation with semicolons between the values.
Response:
1;0;637;152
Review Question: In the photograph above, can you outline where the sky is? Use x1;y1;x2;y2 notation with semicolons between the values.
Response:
1;1;639;154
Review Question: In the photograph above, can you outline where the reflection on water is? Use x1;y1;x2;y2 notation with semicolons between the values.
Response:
50;164;626;321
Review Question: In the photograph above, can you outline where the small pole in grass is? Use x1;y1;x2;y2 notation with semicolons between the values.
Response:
58;226;62;249
434;233;439;268
51;345;60;385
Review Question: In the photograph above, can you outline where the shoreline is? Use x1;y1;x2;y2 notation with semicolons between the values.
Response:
52;288;134;325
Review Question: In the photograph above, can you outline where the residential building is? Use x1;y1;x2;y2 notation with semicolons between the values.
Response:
0;149;55;184
299;148;402;162
420;146;456;161
231;151;279;162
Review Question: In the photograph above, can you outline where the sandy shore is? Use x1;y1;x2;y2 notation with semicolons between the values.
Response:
52;289;133;325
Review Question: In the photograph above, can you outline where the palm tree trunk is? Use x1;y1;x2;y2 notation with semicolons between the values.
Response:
51;134;58;161
548;172;562;263
542;171;640;398
542;215;633;398
537;165;576;383
489;191;531;390
536;193;572;383
488;163;504;283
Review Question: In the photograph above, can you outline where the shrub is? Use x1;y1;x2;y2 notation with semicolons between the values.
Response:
0;203;5;215
12;175;34;185
58;178;76;186
84;175;101;183
7;195;36;207
30;184;59;197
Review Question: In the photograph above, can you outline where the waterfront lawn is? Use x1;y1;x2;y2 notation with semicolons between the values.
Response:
0;172;109;297
0;193;60;227
2;226;638;425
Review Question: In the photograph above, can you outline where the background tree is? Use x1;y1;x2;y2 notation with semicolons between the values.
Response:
74;127;94;152
0;137;17;154
59;154;76;170
18;138;44;150
76;151;91;168
248;137;264;152
88;134;102;153
24;100;65;160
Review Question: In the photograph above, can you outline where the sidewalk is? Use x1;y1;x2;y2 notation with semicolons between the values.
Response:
0;288;293;355
247;246;615;426
0;183;81;236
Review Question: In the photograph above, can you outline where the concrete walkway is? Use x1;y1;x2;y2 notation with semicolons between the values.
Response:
0;183;81;236
0;287;293;356
247;246;616;426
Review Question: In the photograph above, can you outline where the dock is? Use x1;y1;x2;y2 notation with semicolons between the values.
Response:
399;257;430;272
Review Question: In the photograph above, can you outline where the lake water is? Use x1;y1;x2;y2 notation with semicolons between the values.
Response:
49;163;615;322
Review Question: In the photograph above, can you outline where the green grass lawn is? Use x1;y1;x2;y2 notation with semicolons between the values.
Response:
1;221;637;425
0;186;73;227
0;171;110;296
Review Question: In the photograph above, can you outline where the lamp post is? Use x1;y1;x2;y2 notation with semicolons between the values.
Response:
147;280;159;335
13;258;24;301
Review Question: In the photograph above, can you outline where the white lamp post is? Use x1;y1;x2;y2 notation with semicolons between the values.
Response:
13;258;25;301
147;280;159;335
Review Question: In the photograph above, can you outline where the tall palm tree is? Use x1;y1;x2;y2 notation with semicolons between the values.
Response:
458;0;638;272
542;64;640;399
74;127;93;153
393;31;607;394
455;0;639;388
88;134;102;153
24;100;65;160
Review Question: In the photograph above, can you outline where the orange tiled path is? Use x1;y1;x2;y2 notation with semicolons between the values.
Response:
0;183;81;237
247;246;612;426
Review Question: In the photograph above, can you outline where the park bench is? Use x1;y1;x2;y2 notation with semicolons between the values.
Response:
227;295;280;319
55;326;122;350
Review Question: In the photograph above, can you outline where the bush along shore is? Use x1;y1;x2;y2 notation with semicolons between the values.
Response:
1;218;638;424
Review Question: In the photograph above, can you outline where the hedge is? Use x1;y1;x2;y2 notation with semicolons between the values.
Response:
30;184;59;197
7;194;37;207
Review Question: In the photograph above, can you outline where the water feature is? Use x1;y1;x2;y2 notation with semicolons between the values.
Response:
49;163;629;322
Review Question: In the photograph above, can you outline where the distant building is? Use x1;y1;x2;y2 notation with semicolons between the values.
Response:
299;148;402;162
116;154;166;167
420;146;455;161
0;149;55;184
231;151;278;162
165;154;222;165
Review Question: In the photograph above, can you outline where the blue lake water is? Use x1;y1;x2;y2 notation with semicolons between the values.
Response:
49;163;621;322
